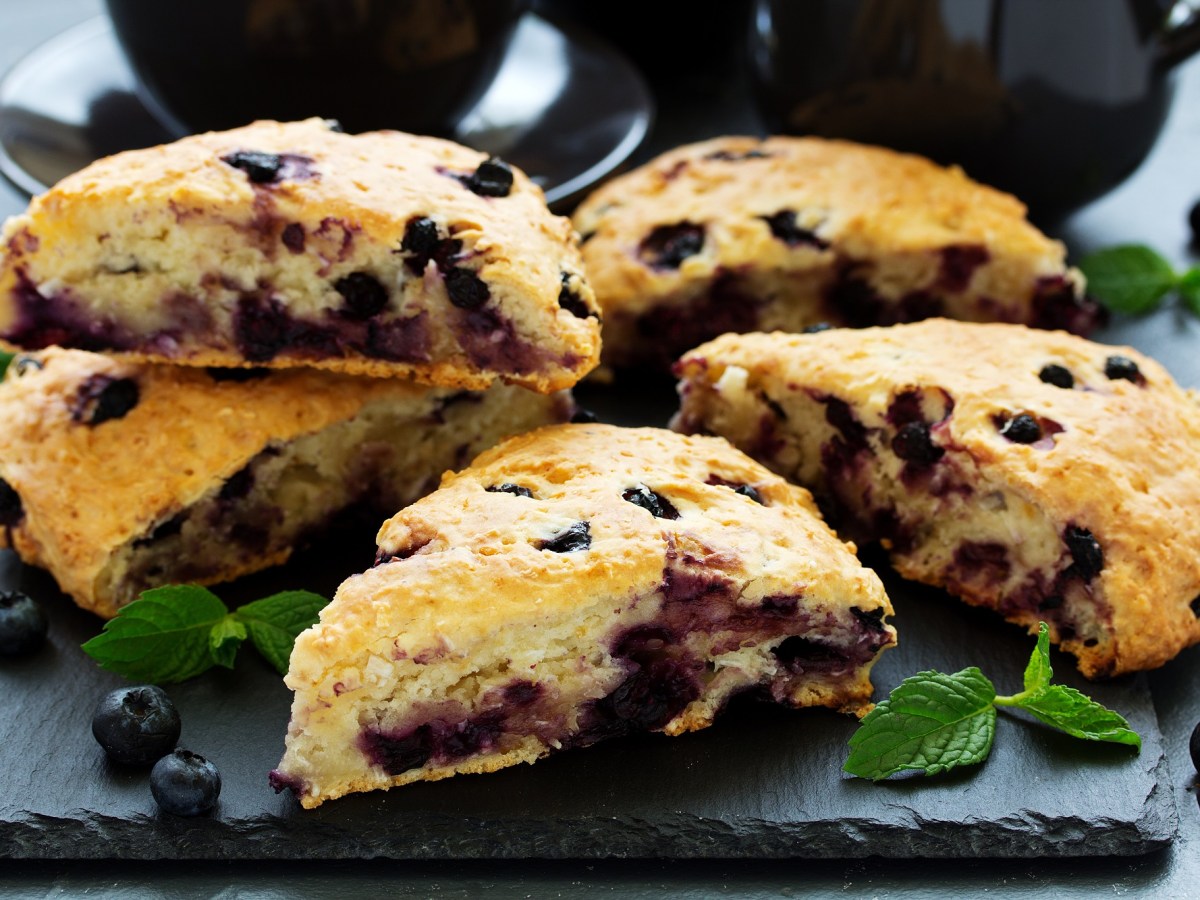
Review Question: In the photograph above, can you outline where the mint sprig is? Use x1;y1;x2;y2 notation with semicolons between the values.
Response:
0;349;13;379
1079;244;1199;315
844;623;1140;781
82;585;327;682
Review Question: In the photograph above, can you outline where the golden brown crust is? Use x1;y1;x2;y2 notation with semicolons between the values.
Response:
275;425;895;807
674;322;1200;676
0;119;600;393
574;136;1094;368
0;348;567;616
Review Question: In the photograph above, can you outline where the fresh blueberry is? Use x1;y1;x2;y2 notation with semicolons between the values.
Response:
802;322;834;333
221;150;282;183
1038;363;1075;389
150;749;221;816
638;223;705;270
1190;720;1200;771
1104;355;1142;384
486;483;534;498
558;272;596;319
999;413;1042;444
0;590;47;655
1065;526;1104;580
91;685;181;767
622;485;679;520
73;375;139;425
891;421;944;466
538;521;591;553
0;477;23;526
334;272;389;320
761;210;828;249
444;268;490;309
570;407;598;424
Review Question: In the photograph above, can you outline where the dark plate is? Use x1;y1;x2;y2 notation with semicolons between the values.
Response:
0;13;653;210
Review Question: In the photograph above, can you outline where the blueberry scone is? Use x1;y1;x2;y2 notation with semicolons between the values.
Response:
573;136;1101;369
0;118;600;392
0;348;571;618
673;322;1200;677
270;424;895;807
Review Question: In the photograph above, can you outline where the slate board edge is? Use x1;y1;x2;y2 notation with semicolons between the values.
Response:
0;746;1177;861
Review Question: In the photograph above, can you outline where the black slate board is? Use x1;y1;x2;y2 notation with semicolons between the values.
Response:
0;377;1178;859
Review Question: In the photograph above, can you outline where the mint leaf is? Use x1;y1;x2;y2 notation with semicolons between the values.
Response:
1079;245;1179;314
1178;267;1200;316
0;349;13;379
844;668;997;780
81;585;230;683
1010;684;1142;749
234;590;327;675
1023;622;1053;692
208;616;247;669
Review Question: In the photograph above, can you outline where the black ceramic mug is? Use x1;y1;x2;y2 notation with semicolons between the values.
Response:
105;0;529;137
750;0;1200;219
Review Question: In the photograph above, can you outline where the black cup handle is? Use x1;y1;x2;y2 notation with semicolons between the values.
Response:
1156;0;1200;70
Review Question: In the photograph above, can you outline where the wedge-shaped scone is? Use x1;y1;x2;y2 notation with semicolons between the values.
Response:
0;118;600;392
0;348;570;618
674;322;1200;677
574;136;1101;369
271;424;895;807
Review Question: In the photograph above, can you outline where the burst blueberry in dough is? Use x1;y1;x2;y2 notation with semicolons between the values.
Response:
0;118;600;393
574;136;1100;369
673;321;1200;677
0;348;571;618
271;424;895;808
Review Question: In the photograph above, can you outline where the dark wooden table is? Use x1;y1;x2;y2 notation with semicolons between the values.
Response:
1;1;1198;895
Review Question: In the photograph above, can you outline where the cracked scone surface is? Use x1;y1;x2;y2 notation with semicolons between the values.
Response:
0;118;600;392
0;348;570;618
673;321;1200;677
272;424;894;808
573;136;1100;369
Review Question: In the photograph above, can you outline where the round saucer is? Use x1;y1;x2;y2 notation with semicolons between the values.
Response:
0;14;653;211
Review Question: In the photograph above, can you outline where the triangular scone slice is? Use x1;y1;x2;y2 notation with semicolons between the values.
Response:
272;424;894;808
0;118;600;392
573;136;1100;369
0;348;571;618
674;322;1200;678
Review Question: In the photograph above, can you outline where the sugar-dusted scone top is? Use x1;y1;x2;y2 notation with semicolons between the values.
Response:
574;136;1099;369
0;348;570;617
674;322;1200;677
274;425;894;808
0;118;600;392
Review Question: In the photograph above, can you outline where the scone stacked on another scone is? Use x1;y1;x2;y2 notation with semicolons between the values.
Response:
271;425;896;807
673;321;1200;678
0;119;598;615
573;136;1101;370
0;349;571;619
0;118;600;392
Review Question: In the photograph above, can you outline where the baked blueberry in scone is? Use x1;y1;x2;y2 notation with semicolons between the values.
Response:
0;118;600;393
573;136;1101;370
0;348;571;618
673;321;1200;677
270;424;894;807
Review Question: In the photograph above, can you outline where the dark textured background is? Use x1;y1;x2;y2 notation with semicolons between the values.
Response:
1;1;1199;895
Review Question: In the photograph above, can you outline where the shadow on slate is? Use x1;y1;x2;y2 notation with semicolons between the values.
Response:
0;381;1178;860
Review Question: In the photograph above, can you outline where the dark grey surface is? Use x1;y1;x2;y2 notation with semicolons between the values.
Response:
0;0;1199;895
0;533;1174;860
